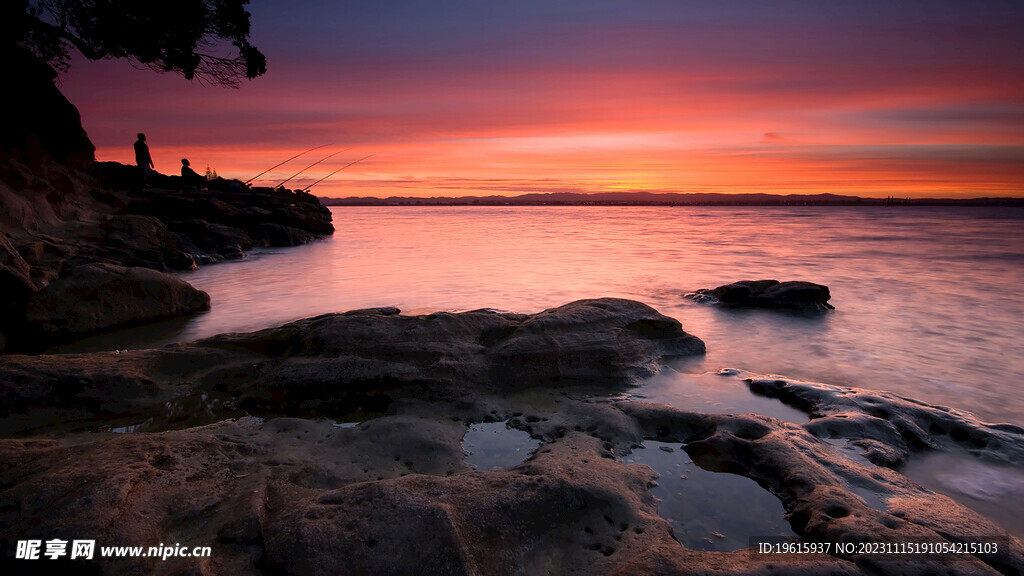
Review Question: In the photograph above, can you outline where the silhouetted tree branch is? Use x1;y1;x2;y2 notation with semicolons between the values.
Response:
14;0;267;87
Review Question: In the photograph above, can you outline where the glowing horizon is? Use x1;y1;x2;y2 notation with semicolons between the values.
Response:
57;0;1024;198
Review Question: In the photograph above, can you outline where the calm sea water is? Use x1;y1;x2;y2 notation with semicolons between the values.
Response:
69;205;1024;427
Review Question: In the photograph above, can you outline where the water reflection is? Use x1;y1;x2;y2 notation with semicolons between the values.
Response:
635;369;808;424
98;391;234;434
625;440;797;551
46;314;201;354
461;420;541;471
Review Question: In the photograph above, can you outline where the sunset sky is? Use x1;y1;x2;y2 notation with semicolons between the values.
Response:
57;0;1024;198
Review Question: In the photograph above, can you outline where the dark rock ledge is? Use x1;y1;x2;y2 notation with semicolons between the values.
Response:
1;299;1021;575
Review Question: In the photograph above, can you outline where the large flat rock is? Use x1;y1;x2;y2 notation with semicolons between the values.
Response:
0;298;704;435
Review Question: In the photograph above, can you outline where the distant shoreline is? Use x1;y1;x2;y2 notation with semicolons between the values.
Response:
319;192;1024;207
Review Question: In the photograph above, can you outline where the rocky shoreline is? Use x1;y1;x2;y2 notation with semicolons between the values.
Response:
1;298;1022;575
0;155;333;352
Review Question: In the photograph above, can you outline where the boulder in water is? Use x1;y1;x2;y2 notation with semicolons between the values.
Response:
687;279;833;313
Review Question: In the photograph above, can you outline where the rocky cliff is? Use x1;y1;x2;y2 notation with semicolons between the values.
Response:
0;51;333;352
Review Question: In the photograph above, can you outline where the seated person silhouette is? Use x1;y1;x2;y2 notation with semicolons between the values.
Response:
180;158;204;188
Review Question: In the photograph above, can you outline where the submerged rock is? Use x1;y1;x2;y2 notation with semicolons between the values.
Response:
687;279;834;313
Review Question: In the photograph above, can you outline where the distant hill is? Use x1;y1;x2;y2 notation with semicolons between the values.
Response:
319;191;1024;207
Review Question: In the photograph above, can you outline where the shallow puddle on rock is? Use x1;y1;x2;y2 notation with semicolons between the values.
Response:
106;419;155;434
625;440;798;551
99;391;234;434
634;369;807;424
900;450;1024;539
462;421;541;471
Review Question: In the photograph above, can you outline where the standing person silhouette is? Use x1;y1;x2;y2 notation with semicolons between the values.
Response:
134;133;154;188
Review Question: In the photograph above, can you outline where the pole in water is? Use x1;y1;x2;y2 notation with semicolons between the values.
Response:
275;149;350;189
244;143;330;185
303;154;374;191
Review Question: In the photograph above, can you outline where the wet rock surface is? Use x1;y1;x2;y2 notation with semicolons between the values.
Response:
687;279;834;313
2;303;1022;575
746;376;1024;467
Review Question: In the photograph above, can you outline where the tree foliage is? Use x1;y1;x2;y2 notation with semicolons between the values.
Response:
14;0;267;86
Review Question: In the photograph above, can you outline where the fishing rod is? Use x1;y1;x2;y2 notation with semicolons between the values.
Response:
244;143;330;184
302;154;374;191
275;148;350;188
